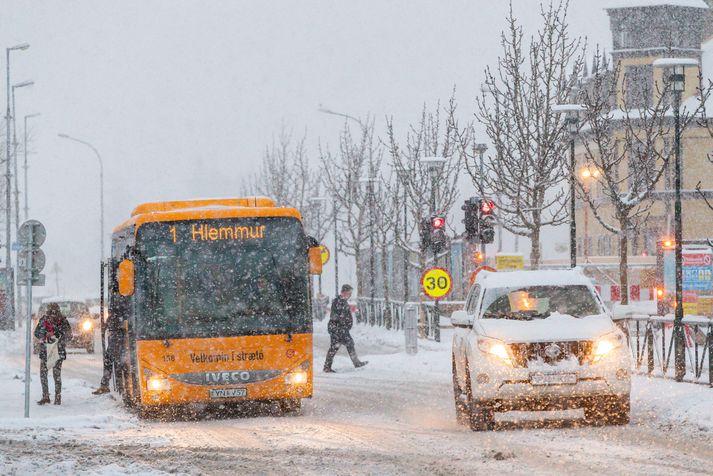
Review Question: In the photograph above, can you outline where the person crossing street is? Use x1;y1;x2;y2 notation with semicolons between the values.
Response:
323;284;368;373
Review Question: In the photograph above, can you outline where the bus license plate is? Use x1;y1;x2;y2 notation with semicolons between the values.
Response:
530;373;577;386
209;388;247;399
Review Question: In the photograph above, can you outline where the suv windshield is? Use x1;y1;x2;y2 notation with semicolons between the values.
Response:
480;285;601;321
135;217;310;339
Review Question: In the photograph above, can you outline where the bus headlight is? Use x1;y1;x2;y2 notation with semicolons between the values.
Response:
147;376;171;392
81;320;93;332
284;370;308;385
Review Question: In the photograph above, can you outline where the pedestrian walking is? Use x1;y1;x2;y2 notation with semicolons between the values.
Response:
34;303;72;405
323;284;368;373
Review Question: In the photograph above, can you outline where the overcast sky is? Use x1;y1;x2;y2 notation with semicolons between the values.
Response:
1;0;612;298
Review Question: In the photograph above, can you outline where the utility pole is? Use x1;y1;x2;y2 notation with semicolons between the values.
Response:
653;57;697;382
2;42;30;331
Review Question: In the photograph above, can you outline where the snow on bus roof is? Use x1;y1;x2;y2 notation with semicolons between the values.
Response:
476;269;594;289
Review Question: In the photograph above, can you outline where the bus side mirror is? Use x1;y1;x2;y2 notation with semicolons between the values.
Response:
308;246;323;275
118;259;135;296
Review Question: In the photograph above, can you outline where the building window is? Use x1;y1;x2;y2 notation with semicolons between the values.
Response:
628;141;657;192
625;65;653;108
620;29;630;49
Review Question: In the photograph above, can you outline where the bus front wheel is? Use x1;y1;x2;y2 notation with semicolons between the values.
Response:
278;398;301;415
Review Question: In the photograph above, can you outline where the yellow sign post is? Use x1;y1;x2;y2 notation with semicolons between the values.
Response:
420;267;453;299
319;245;330;265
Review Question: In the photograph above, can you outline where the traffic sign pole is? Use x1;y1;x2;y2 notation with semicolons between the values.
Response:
421;267;454;343
23;224;33;418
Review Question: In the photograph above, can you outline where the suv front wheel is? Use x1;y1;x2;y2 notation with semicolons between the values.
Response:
464;361;495;431
452;356;469;425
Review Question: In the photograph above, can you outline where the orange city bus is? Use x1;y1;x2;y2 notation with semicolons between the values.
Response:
108;197;322;415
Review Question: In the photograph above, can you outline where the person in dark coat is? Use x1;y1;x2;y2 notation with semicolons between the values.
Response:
323;284;367;373
92;310;123;395
34;303;72;405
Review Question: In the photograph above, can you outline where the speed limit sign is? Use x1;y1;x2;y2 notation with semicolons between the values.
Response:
420;267;453;299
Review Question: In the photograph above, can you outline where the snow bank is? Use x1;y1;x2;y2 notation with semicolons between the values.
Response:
605;0;709;8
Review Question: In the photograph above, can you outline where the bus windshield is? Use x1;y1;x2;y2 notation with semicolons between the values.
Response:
135;217;310;339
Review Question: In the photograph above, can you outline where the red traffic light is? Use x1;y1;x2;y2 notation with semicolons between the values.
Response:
480;199;495;214
431;216;446;230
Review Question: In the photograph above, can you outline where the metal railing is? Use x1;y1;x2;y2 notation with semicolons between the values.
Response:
355;298;465;340
614;313;712;387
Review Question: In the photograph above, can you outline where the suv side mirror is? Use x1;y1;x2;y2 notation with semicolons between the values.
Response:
451;310;472;328
118;259;135;296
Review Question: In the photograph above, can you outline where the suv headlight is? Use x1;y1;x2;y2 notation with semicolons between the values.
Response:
477;337;513;367
81;320;93;332
591;332;625;363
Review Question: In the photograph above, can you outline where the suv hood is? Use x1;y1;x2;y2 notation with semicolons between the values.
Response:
477;312;615;343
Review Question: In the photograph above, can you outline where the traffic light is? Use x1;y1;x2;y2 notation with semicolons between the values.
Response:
430;215;447;254
419;217;431;252
478;199;496;244
461;197;480;243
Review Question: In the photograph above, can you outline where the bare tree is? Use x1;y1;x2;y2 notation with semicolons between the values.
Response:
474;0;586;268
320;118;383;297
386;94;469;278
576;52;710;304
244;126;331;240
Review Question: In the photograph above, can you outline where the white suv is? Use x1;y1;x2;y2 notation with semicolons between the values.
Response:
451;269;631;431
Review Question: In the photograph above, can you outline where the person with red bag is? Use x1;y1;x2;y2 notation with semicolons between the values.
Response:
33;303;72;405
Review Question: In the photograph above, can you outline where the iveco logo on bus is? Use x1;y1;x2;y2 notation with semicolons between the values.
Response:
207;371;252;384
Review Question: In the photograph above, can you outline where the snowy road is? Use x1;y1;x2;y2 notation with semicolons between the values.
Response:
1;322;713;475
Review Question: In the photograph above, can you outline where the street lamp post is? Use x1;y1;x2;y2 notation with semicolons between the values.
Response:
2;42;30;331
580;168;598;260
397;168;410;305
317;105;365;300
22;113;40;221
11;80;33;322
420;156;447;342
359;176;377;325
57;134;105;267
554;104;585;269
654;57;698;382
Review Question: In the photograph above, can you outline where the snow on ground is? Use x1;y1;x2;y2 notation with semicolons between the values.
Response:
1;320;713;475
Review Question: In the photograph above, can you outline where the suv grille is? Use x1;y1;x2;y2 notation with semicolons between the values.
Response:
508;341;593;368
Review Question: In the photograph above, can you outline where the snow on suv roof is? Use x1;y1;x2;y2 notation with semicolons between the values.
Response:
41;296;86;304
476;269;593;289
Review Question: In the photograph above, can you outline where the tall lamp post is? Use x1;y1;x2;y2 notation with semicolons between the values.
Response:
554;104;585;268
22;113;40;221
317;105;365;299
309;196;328;295
2;43;30;330
420;156;447;342
11;80;33;322
654;57;698;382
359;176;377;324
397;168;410;304
57;134;105;266
580;167;599;260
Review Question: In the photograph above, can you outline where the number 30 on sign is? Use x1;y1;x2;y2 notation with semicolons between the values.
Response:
420;267;453;299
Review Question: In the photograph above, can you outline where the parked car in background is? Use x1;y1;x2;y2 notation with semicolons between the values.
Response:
451;269;631;431
33;297;97;354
